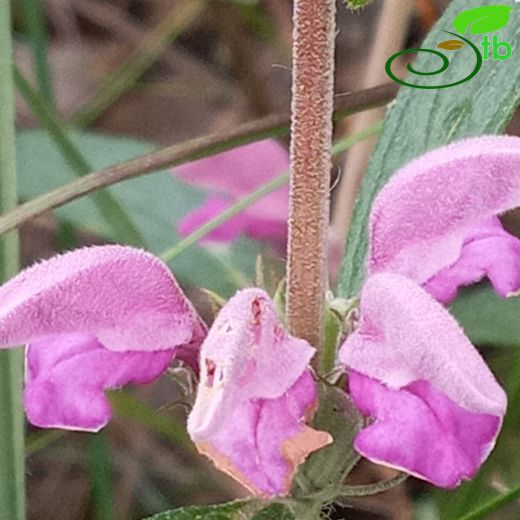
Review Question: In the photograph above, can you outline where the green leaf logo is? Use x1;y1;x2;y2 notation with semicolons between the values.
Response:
453;5;512;35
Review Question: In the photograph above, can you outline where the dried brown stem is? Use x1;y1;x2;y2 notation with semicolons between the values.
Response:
0;83;397;237
286;0;336;349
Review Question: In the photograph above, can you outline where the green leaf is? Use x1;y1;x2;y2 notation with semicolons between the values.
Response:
339;1;520;298
141;500;250;520
15;130;251;296
451;284;520;347
108;392;191;448
26;429;65;456
14;68;145;247
20;0;53;106
250;504;295;520
141;500;295;520
455;481;520;520
453;5;512;35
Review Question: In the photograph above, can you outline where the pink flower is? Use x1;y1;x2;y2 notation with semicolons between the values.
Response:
0;245;206;431
368;135;520;303
173;139;289;247
187;288;331;497
0;244;327;492
340;136;520;487
340;273;506;488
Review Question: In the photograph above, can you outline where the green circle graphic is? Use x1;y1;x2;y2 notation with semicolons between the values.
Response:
385;31;483;90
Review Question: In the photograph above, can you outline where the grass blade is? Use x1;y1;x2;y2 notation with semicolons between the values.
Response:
14;67;145;246
0;3;26;518
109;392;190;448
88;433;114;520
26;430;65;456
71;0;204;128
21;0;53;106
0;83;395;238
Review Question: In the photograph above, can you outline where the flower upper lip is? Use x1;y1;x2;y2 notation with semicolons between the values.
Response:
368;135;520;288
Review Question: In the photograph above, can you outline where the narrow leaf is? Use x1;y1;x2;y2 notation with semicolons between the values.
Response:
109;392;191;448
0;3;25;518
21;0;53;105
456;481;520;520
343;0;375;10
321;296;343;374
87;433;113;520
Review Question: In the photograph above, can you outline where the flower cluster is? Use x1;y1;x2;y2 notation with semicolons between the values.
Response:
0;136;518;496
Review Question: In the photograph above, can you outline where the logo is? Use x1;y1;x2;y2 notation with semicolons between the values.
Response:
385;5;513;89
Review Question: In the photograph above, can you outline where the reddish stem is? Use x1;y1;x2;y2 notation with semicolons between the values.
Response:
286;0;336;350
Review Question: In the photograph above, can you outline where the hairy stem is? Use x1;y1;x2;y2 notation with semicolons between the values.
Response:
0;84;395;237
0;3;25;518
286;0;336;350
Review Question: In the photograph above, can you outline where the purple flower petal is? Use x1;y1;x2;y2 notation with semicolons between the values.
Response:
425;217;520;303
340;273;506;487
0;245;206;430
173;140;289;246
194;372;330;496
349;372;500;488
24;333;174;431
188;288;331;496
368;136;520;298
